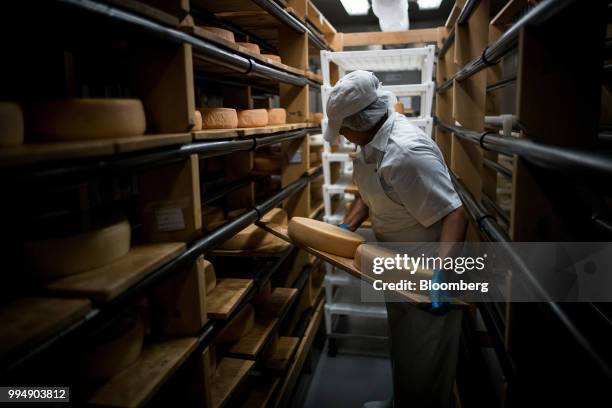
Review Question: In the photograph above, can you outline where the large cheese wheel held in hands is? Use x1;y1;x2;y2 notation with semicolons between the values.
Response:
287;217;365;258
236;42;260;54
29;99;146;141
237;109;268;128
197;107;238;129
201;26;235;43
267;108;286;125
24;218;131;278
0;102;24;147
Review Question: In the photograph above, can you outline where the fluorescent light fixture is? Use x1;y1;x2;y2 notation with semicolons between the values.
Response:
340;0;370;16
417;0;443;10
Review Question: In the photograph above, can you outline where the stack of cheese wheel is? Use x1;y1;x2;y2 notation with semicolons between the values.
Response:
262;54;282;63
0;102;24;147
237;109;268;128
201;26;235;43
197;107;238;129
287;217;365;258
310;112;324;125
194;110;203;131
253;155;281;172
267;108;286;125
217;304;255;343
202;206;225;232
237;42;260;54
24;216;131;279
29;99;146;141
79;311;144;382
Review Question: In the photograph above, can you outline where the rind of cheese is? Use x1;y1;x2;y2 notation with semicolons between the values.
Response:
262;54;282;63
217;304;254;343
310;112;323;124
394;102;404;113
29;99;146;141
202;206;225;231
0;102;24;147
287;217;365;258
218;224;276;250
201;26;235;43
236;42;260;54
267;108;286;125
260;208;288;225
194;109;203;131
237;109;268;128
201;258;217;294
253;155;281;172
79;315;144;382
25;218;131;278
197;107;238;129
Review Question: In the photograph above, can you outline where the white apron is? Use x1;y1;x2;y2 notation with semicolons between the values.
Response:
354;147;462;408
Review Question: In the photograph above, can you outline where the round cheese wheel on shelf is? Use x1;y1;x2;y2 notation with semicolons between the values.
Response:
0;102;24;147
262;54;282;63
194;109;203;131
287;217;365;258
254;155;281;172
236;42;260;54
217;304;254;343
29;99;146;141
310;112;323;124
218;224;276;250
260;207;288;225
267;108;286;125
24;218;131;278
201;257;217;294
237;109;268;128
394;102;405;113
201;26;235;43
202;206;225;231
197;107;238;129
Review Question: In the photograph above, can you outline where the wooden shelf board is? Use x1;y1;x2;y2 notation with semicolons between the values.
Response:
256;287;298;318
211;357;255;408
0;297;91;358
114;133;191;153
263;336;299;372
88;337;198;408
207;278;254;320
45;243;186;302
306;164;322;176
237;376;280;408
228;317;278;359
207;237;292;257
193;123;311;141
309;202;324;219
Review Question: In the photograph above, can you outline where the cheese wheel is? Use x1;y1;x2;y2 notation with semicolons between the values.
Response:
202;258;217;294
237;109;268;128
310;112;323;124
79;314;144;382
237;42;260;54
0;102;24;147
254;155;281;172
25;218;131;278
194;109;203;131
287;217;365;258
201;26;235;43
228;208;247;219
197;107;238;129
29;99;146;141
394;102;404;113
260;208;288;225
219;224;276;250
202;206;225;231
217;304;254;343
262;54;282;63
267;108;286;125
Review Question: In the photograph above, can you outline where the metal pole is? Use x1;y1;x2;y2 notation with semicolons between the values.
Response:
457;0;479;25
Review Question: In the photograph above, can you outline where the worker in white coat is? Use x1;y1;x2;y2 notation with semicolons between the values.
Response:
324;70;468;408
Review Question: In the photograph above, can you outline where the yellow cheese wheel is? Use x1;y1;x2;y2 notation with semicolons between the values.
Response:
217;304;254;343
262;54;282;63
237;109;268;128
218;224;276;250
25;218;131;278
0;102;24;147
201;26;235;43
79;314;144;382
260;207;288;225
197;107;238;129
194;109;203;131
287;217;365;258
202;258;217;294
253;155;281;172
237;42;260;54
267;108;286;125
202;206;225;232
29;99;146;141
310;112;323;124
394;102;404;113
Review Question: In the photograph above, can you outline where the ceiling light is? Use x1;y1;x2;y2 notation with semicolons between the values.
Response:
340;0;370;16
417;0;442;10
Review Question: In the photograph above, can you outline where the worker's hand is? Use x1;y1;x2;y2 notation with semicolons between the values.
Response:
338;223;353;231
427;269;451;316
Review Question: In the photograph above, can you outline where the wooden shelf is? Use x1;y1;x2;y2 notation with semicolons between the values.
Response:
192;123;314;141
45;243;186;302
88;337;198;408
263;336;299;372
206;278;254;320
236;376;280;408
256;287;298;318
211;357;255;408
228;317;278;359
207;237;292;258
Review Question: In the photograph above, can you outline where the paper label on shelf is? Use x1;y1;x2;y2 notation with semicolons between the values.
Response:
155;207;185;232
289;150;302;164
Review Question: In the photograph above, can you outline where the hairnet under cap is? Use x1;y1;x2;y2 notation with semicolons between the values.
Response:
342;89;396;131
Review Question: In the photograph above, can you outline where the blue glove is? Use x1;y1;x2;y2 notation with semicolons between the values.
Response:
338;223;352;231
428;269;451;315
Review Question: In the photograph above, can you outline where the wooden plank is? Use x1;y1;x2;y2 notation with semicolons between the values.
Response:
307;1;336;35
207;238;292;257
206;278;254;319
0;140;115;167
342;28;439;47
490;0;528;26
237;376;280;408
89;337;197;408
256;287;298;318
193;123;310;141
104;0;181;26
0;297;91;359
46;243;185;302
210;357;254;408
263;336;299;372
114;133;191;153
445;2;460;29
228;317;278;359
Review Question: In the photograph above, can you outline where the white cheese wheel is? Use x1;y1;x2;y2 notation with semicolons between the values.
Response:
202;258;217;294
0;102;24;147
202;206;225;231
79;314;144;382
201;26;235;43
260;207;288;225
25;218;131;278
237;109;268;128
237;42;260;54
310;112;323;124
197;107;238;129
394;102;404;113
29;99;146;141
253;155;281;172
287;217;365;258
217;304;254;343
267;108;286;125
262;54;282;63
194;109;203;131
218;224;276;250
